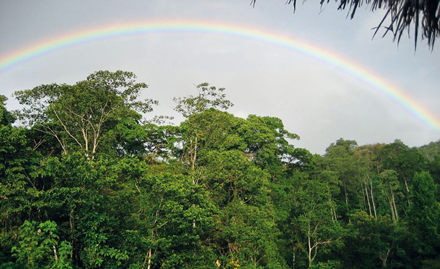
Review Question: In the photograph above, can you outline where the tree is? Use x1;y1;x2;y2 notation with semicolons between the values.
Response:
291;177;344;268
5;74;440;268
407;172;440;264
0;96;42;267
12;220;73;269
378;170;401;222
235;114;313;175
321;139;363;220
418;140;440;162
378;140;428;213
251;0;440;49
342;212;407;268
174;83;233;172
202;150;285;268
174;83;233;119
14;70;157;159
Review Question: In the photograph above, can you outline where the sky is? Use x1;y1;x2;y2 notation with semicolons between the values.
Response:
0;0;439;154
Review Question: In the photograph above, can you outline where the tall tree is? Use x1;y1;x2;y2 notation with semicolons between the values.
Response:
0;96;42;267
14;70;157;159
342;212;407;268
174;83;233;172
321;139;363;219
291;177;344;268
407;172;440;266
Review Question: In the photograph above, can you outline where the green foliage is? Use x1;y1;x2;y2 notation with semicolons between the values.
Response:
79;213;128;268
419;140;440;161
380;140;428;187
342;212;405;268
0;95;15;126
174;82;233;118
292;176;345;268
13;70;157;158
2;72;439;269
407;172;440;261
12;220;72;269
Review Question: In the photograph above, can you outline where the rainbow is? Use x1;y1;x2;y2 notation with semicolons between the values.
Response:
1;19;439;130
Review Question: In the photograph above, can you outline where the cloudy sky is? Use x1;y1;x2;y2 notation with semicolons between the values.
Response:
1;0;439;154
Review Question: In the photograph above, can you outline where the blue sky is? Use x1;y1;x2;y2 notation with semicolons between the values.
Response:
1;0;439;153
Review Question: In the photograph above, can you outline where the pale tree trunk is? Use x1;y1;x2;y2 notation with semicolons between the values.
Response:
187;135;197;174
365;174;377;219
379;248;391;268
69;208;75;261
364;178;372;216
52;245;58;263
193;133;197;172
189;134;198;228
144;229;154;269
329;197;337;222
305;219;338;268
342;181;351;222
292;249;296;269
307;226;313;268
343;184;349;209
369;176;377;219
389;198;396;222
388;191;399;222
403;178;411;207
143;246;152;269
391;192;398;222
307;222;319;268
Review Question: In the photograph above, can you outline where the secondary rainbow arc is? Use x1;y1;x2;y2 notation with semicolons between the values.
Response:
0;19;438;130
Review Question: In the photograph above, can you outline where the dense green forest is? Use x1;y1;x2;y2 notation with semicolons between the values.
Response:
1;70;439;269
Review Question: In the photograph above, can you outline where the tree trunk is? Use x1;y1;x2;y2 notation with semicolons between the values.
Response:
329;197;337;222
69;208;76;262
403;179;411;207
143;230;154;269
388;191;398;222
379;248;391;268
369;176;377;219
292;249;296;269
389;198;396;222
190;134;198;174
391;192;399;222
52;245;58;262
307;222;315;268
308;235;313;268
364;179;372;216
147;248;152;269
